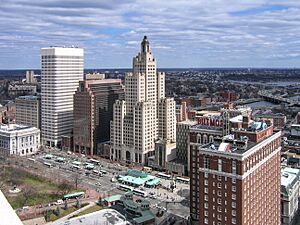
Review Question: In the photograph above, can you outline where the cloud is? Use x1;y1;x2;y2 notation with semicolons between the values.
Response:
0;0;300;68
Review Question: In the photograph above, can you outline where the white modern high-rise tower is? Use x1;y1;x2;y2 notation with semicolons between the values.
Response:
110;36;176;165
41;47;84;147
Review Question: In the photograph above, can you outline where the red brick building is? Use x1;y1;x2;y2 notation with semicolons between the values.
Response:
190;121;281;225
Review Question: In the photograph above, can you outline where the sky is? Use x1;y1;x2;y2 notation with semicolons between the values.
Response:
1;0;300;69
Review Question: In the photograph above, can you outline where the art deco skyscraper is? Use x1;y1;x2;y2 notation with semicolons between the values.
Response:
110;36;176;164
41;47;83;147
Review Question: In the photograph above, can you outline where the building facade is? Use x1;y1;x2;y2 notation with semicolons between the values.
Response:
190;121;281;225
110;36;176;165
15;95;41;129
41;47;83;148
0;124;40;156
73;78;124;156
281;167;300;225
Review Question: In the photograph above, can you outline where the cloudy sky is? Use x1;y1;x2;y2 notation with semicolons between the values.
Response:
1;0;300;69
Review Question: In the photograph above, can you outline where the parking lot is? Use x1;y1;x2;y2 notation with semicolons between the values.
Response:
19;148;190;222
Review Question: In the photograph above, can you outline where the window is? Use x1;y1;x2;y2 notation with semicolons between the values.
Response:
232;186;236;192
204;156;209;169
218;159;222;172
204;195;208;201
232;160;237;174
232;194;236;200
204;203;208;209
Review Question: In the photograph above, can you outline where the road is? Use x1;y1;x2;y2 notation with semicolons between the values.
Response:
1;149;190;222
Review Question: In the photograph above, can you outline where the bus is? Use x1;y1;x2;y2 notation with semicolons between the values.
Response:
71;165;81;170
92;170;103;177
133;189;148;197
88;159;101;165
56;157;65;163
85;163;95;170
43;162;52;168
117;184;134;192
72;161;81;166
156;172;171;180
100;170;107;174
63;192;85;200
176;176;190;184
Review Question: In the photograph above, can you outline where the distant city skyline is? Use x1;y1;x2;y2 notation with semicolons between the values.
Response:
1;1;300;69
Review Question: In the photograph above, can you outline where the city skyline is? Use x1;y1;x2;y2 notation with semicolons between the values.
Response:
1;1;300;69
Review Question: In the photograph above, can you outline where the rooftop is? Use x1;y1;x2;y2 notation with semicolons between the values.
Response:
0;124;39;133
16;95;40;100
281;167;300;197
51;209;129;225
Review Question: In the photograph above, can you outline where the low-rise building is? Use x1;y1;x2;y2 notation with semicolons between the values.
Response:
0;124;40;156
281;167;300;225
291;124;300;137
15;95;41;129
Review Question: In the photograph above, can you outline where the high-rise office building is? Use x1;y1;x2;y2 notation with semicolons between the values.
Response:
73;76;124;156
15;95;41;129
41;47;83;147
110;36;176;164
190;120;281;225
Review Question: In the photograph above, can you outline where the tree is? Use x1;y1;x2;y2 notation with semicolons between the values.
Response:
72;173;81;189
57;181;73;195
54;206;61;216
64;200;68;210
76;199;81;209
23;187;36;205
97;196;103;206
0;166;7;189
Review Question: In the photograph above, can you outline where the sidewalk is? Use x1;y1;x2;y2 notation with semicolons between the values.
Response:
47;201;96;224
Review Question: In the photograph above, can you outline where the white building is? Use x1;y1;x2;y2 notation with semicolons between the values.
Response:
281;167;300;225
41;47;84;147
110;36;176;165
0;124;40;156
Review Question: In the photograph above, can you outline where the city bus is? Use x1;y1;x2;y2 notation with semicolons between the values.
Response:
175;176;190;184
92;170;103;177
85;163;95;170
133;189;148;197
63;192;85;200
71;165;81;170
72;161;81;166
88;159;101;165
117;184;134;192
55;157;65;163
43;162;52;168
156;172;171;180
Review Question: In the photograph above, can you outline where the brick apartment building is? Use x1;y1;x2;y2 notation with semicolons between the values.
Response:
190;119;281;225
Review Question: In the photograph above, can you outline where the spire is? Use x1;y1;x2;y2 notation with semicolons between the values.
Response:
141;36;150;53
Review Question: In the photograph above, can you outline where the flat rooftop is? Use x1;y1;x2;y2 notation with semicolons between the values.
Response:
51;209;129;225
0;124;39;133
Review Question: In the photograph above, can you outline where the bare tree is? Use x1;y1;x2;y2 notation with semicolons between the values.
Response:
72;173;81;189
0;166;7;189
23;187;36;206
57;181;73;195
